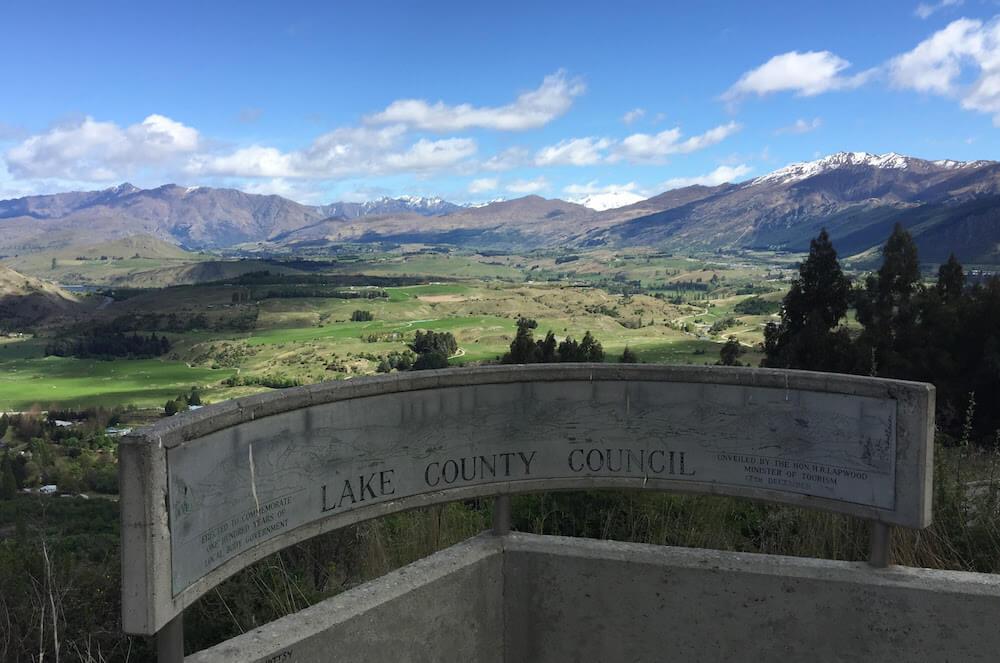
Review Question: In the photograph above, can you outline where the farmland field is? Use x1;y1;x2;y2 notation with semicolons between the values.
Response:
0;249;783;411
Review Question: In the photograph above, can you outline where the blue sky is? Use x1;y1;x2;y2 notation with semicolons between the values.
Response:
1;0;999;204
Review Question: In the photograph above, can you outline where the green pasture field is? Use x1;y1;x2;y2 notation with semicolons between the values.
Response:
0;339;236;411
0;250;787;411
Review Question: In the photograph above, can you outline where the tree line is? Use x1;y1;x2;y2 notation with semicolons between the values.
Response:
44;330;171;359
501;318;608;364
760;224;1000;443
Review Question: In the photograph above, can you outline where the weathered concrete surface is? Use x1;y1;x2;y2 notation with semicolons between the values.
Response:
503;533;1000;662
187;535;504;663
121;365;933;635
187;533;1000;662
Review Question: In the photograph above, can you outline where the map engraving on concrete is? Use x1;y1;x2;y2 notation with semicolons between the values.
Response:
166;380;897;594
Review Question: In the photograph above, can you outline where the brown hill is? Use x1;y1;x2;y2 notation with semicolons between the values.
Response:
0;266;82;329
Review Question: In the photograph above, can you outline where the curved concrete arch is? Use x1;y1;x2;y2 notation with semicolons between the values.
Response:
120;364;933;635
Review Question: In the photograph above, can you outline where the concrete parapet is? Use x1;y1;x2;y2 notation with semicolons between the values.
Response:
188;533;1000;662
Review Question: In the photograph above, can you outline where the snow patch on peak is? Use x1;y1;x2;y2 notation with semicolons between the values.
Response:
750;151;930;186
464;197;507;208
105;182;140;195
571;190;645;211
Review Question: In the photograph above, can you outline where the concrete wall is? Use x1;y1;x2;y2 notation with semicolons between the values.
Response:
504;533;1000;662
188;536;504;663
189;532;1000;662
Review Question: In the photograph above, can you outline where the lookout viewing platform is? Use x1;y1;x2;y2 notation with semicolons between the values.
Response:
118;365;1000;662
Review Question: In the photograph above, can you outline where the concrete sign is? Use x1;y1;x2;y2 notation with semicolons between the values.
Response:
120;365;934;635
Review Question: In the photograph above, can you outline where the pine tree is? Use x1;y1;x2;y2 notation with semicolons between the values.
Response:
856;223;922;377
502;318;541;363
937;253;965;302
578;331;604;362
538;331;558;362
762;228;852;371
619;346;639;363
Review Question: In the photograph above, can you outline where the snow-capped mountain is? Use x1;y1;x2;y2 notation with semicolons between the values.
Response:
572;190;645;211
319;196;460;219
2;150;1000;265
464;197;507;209
750;152;988;187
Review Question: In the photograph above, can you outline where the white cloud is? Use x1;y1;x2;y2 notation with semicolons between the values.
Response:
468;177;498;194
481;146;530;172
662;164;752;190
239;178;327;204
5;114;200;180
889;17;1000;124
622;108;645;124
915;0;962;20
188;125;477;179
723;51;873;100
775;117;823;135
188;145;296;178
534;137;611;166
506;176;548;194
381;137;477;171
616;121;741;162
366;70;585;132
889;18;985;94
563;180;641;196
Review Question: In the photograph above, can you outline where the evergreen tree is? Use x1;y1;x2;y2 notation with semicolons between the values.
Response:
538;331;558;362
413;351;450;370
164;399;179;416
502;318;541;363
762;228;853;371
718;337;743;366
557;337;580;362
937;253;965;302
856;223;922;377
578;331;604;362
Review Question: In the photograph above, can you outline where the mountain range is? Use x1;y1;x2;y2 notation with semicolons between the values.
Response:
1;151;999;264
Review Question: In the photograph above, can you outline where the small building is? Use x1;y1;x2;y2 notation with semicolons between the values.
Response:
39;485;58;494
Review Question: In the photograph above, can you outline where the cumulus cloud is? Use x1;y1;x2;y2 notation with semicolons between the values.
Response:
5;114;200;180
723;51;873;100
366;70;585;132
188;125;477;179
615;121;741;162
622;108;645;124
915;0;962;20
662;164;752;190
890;17;1000;124
468;177;498;194
534;137;611;166
506;176;548;194
775;117;823;135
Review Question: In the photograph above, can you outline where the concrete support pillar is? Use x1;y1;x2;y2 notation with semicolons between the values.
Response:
492;495;511;536
157;612;184;663
869;521;892;568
